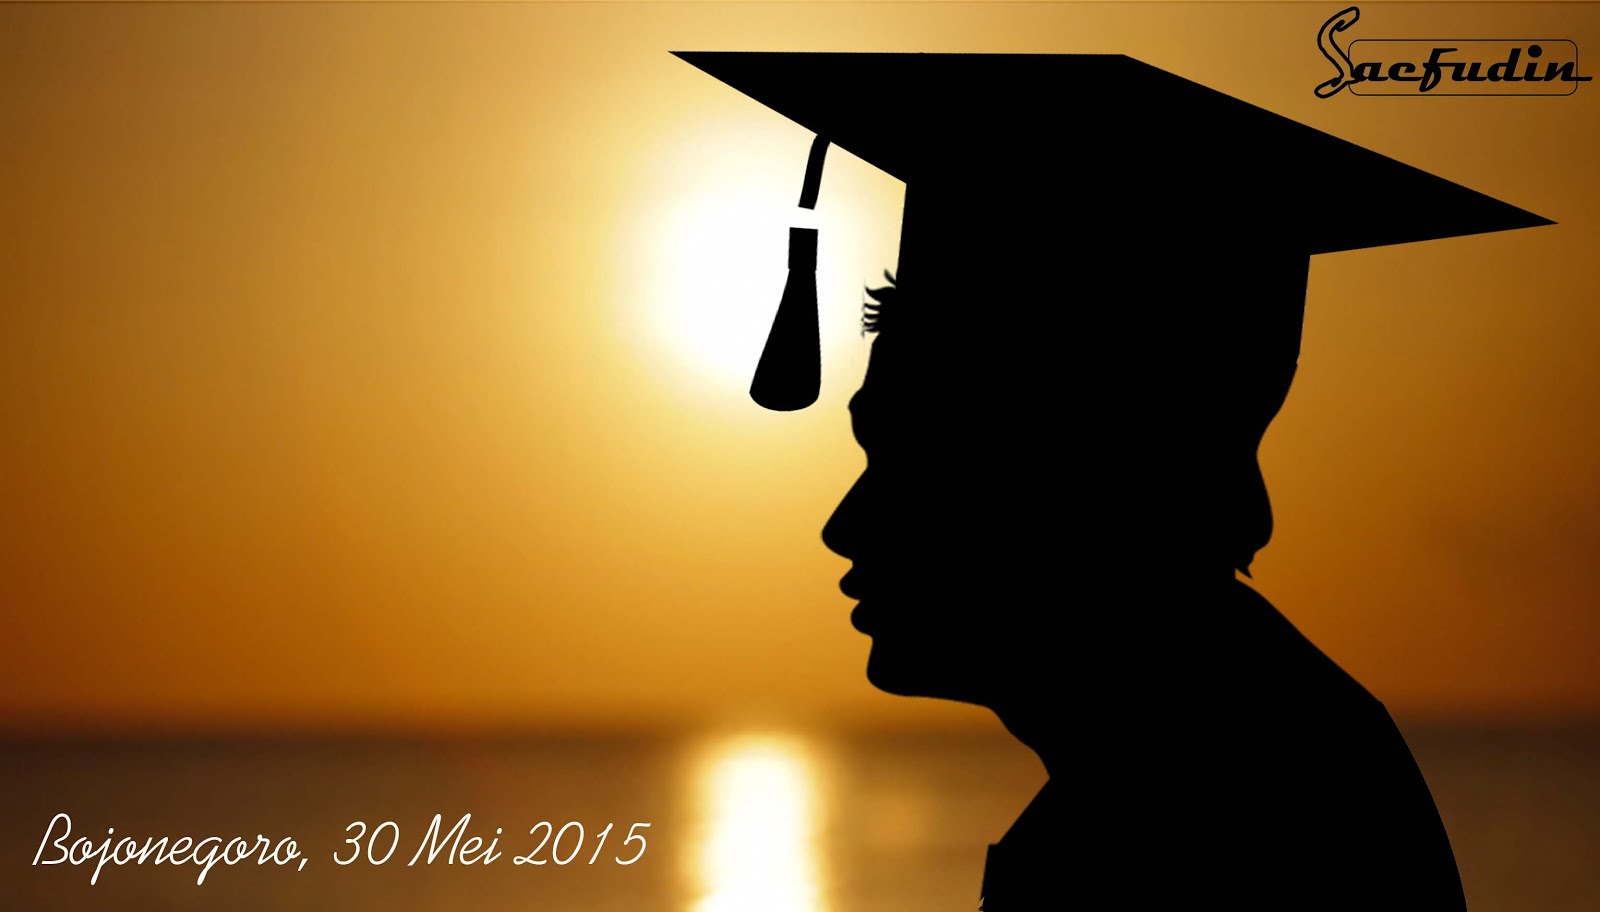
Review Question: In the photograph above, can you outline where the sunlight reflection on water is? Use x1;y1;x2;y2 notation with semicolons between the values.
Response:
2;730;1586;912
688;734;828;912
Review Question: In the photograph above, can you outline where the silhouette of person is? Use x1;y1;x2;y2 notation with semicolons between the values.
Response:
674;52;1550;909
822;268;1469;910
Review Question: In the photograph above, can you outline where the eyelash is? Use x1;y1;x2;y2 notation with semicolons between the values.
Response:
861;270;896;336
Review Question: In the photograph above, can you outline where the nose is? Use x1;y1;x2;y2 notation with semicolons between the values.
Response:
821;469;870;560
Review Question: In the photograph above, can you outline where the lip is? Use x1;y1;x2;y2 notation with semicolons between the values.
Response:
840;569;881;634
849;601;876;634
839;568;867;601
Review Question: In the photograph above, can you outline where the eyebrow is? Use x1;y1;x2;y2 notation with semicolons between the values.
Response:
848;391;880;424
847;391;879;451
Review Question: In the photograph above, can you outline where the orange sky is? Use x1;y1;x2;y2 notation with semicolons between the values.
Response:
2;2;1597;733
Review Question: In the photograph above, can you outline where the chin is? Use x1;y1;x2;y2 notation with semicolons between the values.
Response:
864;639;988;705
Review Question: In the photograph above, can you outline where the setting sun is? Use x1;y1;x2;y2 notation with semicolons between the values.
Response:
628;117;901;404
646;184;805;389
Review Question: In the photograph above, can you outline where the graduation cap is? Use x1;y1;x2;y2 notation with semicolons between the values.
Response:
675;52;1550;570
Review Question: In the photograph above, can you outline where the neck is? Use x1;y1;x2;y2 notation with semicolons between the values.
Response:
986;571;1248;777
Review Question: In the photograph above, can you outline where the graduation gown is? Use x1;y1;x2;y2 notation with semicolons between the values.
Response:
977;581;1466;911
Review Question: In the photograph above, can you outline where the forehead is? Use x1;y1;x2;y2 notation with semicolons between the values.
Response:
851;328;1023;416
847;332;982;436
850;334;912;418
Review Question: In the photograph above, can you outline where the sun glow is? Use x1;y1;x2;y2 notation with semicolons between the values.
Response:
631;119;901;403
690;734;828;912
646;182;802;389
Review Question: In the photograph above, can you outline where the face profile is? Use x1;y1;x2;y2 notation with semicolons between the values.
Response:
823;333;988;706
822;320;1063;713
819;261;1293;720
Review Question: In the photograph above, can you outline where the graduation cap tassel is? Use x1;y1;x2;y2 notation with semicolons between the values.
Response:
749;135;829;411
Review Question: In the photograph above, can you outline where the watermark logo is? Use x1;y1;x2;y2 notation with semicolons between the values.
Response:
1316;6;1591;97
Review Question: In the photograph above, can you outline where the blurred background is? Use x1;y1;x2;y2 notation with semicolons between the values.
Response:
2;2;1597;910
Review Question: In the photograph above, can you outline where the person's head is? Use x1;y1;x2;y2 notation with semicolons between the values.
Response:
820;250;1300;710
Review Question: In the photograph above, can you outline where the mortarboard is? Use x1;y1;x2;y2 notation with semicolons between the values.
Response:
674;51;1551;571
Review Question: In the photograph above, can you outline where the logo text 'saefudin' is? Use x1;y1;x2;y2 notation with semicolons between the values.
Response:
1316;6;1592;97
